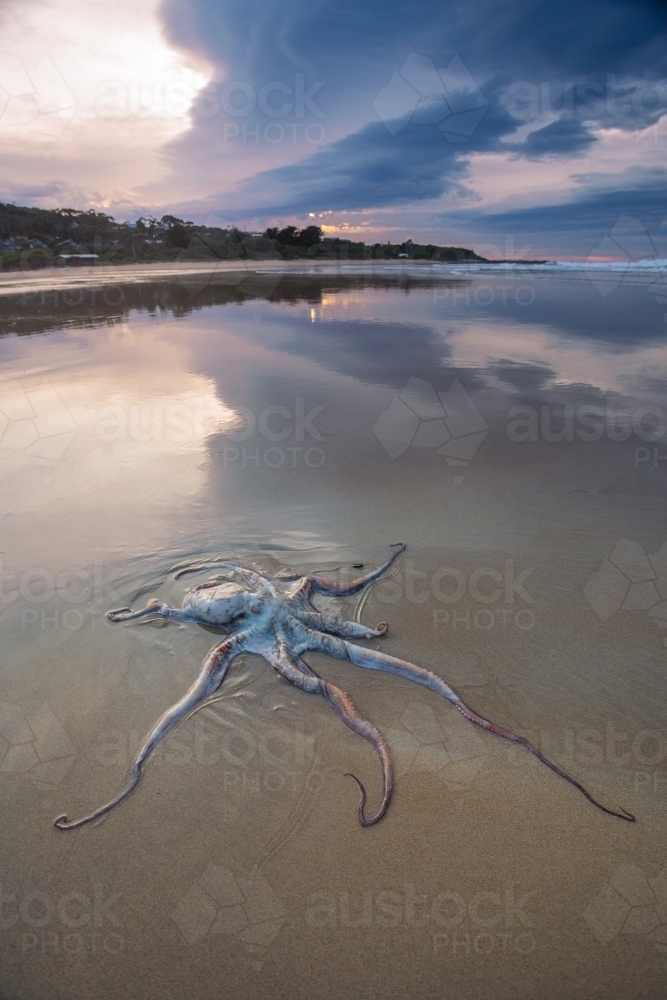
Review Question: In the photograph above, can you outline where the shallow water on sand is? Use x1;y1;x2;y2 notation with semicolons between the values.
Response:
1;267;666;999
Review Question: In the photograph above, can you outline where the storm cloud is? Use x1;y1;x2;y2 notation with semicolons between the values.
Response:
157;0;667;241
2;0;666;254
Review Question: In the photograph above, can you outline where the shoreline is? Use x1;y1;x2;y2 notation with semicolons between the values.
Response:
0;258;462;296
0;256;663;297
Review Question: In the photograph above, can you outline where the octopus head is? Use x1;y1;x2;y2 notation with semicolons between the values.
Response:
204;581;251;624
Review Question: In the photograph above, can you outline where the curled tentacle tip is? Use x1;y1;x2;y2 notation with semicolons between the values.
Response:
53;815;69;829
390;542;406;550
344;771;366;801
344;771;364;787
107;607;131;621
344;772;372;826
619;807;636;822
377;622;389;635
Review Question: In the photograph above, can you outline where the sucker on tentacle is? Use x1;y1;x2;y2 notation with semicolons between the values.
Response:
54;542;635;830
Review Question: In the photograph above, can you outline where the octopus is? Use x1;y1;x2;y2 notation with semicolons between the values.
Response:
54;544;635;830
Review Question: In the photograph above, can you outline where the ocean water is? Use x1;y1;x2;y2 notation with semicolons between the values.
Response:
0;265;666;999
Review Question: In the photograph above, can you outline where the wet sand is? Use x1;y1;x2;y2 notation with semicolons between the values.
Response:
0;258;460;297
0;254;663;299
0;270;666;999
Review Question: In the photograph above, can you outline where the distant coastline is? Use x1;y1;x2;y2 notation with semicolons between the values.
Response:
0;201;551;271
0;258;530;297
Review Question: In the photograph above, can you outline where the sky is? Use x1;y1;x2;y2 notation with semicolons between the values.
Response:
0;0;666;258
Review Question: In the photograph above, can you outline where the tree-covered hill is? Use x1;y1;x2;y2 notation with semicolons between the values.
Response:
0;202;489;270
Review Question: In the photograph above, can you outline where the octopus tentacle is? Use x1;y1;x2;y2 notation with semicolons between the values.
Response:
107;601;196;624
318;678;394;827
269;642;394;826
289;608;388;640
53;768;143;831
332;640;634;823
309;543;405;597
54;636;245;830
451;699;635;822
265;640;321;693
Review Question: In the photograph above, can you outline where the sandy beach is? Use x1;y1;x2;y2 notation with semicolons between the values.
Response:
0;267;665;999
1;257;663;304
0;258;453;296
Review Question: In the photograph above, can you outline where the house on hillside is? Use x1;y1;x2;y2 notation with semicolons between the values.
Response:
56;254;99;266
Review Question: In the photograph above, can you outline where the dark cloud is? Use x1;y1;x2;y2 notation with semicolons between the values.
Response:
188;68;634;217
159;0;667;145
220;106;497;214
160;0;667;92
157;0;667;234
185;82;600;216
443;168;667;246
515;117;597;159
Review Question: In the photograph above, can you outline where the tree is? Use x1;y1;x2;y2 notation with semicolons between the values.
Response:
160;215;193;249
298;225;322;247
262;225;322;247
